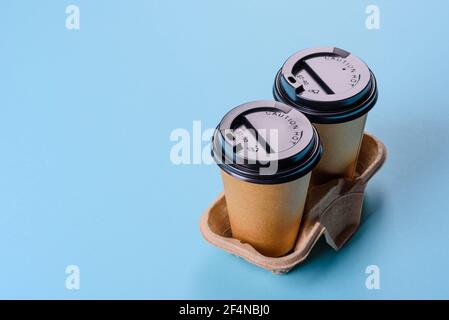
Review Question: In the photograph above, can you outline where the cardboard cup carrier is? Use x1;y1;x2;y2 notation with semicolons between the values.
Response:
201;132;385;273
210;100;322;257
273;47;378;184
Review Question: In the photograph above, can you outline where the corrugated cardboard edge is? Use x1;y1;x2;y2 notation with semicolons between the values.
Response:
200;133;387;274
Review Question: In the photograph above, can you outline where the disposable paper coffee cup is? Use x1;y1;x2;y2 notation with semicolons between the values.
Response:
312;115;366;183
211;100;322;257
273;47;378;184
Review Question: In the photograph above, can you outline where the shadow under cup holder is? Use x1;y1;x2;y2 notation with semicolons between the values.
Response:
200;133;387;274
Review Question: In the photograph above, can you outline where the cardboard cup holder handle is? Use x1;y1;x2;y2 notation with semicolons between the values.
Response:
200;133;387;274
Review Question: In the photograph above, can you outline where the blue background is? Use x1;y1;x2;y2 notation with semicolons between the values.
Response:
1;0;448;299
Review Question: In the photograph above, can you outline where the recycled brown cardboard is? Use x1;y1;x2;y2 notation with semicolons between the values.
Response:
200;133;386;274
312;115;367;184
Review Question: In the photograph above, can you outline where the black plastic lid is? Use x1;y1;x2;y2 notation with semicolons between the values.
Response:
211;100;322;184
273;47;378;124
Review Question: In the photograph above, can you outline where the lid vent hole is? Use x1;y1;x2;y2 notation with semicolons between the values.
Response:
288;76;296;83
295;85;305;96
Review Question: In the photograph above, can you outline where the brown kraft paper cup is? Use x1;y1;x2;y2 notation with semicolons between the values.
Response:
312;114;367;184
273;47;378;184
221;170;311;257
211;101;322;257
